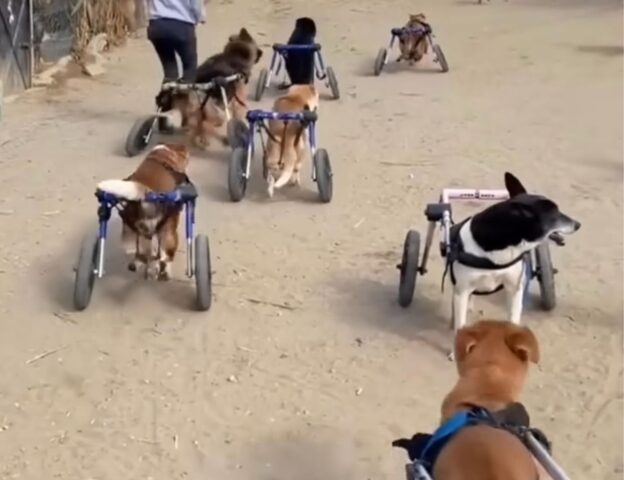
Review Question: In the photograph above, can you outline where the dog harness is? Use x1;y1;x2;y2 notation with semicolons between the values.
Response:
117;157;192;239
392;404;552;477
442;217;528;295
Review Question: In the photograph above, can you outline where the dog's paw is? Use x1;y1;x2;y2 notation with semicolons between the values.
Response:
158;261;171;281
267;176;275;198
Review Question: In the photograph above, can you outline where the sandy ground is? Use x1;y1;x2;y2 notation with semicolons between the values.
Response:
0;0;622;478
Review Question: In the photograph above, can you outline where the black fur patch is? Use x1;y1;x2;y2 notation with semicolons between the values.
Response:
285;17;317;85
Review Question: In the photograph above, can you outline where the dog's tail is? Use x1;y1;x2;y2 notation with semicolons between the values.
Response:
97;179;148;201
273;105;310;189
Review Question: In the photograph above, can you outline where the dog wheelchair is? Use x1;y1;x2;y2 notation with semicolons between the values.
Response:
227;109;333;203
73;183;212;312
401;428;571;480
124;74;246;157
374;25;449;76
254;44;340;101
396;188;559;310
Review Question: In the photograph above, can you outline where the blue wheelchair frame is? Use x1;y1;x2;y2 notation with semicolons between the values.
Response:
255;43;339;101
375;25;448;75
94;185;198;279
262;43;328;89
242;109;319;181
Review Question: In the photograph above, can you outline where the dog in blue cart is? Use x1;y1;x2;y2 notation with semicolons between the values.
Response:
264;85;319;197
393;321;566;480
98;144;191;280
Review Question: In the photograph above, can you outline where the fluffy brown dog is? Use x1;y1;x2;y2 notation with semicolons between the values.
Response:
398;14;430;64
264;85;319;197
171;28;262;148
434;320;541;480
97;144;190;280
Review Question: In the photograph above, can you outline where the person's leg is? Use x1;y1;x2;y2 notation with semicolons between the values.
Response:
147;19;180;81
175;22;198;83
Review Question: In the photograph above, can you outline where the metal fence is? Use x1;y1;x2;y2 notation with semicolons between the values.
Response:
32;0;75;67
0;0;33;96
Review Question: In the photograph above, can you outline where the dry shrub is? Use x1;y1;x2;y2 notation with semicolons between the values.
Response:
72;0;132;60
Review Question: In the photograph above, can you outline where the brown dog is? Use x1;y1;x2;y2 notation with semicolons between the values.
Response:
172;28;262;148
433;320;541;480
398;14;430;64
97;144;190;280
264;85;319;197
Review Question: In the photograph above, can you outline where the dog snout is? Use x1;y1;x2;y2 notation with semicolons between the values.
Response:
558;213;581;233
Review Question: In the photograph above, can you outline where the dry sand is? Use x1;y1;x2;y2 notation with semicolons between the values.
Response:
0;0;622;478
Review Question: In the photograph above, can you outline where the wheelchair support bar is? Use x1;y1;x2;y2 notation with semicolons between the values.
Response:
246;109;318;123
161;74;243;93
272;43;321;52
95;186;198;205
440;188;509;204
525;431;571;480
391;26;431;36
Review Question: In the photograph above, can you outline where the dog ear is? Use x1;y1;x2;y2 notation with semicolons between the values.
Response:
505;326;540;364
255;47;263;62
504;172;527;197
454;324;485;363
238;28;252;42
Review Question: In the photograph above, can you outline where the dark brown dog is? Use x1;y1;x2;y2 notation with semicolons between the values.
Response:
170;28;262;148
433;320;541;480
97;144;190;280
398;14;430;64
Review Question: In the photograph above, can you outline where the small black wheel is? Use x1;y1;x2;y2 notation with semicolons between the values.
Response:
535;242;556;311
228;147;248;202
313;148;333;203
73;234;99;311
398;230;420;307
226;119;249;149
255;68;268;101
194;234;212;311
432;44;449;73
326;66;340;100
374;48;388;76
125;115;157;157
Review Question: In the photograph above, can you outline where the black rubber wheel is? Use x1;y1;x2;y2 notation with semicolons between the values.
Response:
255;68;268;101
398;230;420;307
194;234;212;311
228;147;248;202
125;115;157;157
374;48;388;76
432;44;449;73
326;66;340;100
226;119;249;149
535;242;556;311
313;148;333;203
73;234;99;311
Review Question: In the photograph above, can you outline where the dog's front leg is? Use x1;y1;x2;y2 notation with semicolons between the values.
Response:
450;289;471;360
507;285;524;324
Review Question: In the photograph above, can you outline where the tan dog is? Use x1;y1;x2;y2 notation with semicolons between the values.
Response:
433;320;541;480
97;144;190;280
398;14;430;64
264;85;319;197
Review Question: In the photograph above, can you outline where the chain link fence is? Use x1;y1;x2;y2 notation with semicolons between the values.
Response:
32;0;145;71
32;0;75;69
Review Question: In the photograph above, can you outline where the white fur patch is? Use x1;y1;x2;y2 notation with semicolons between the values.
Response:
97;179;145;201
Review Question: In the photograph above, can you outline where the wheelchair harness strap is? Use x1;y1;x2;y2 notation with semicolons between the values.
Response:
442;217;527;294
405;406;552;476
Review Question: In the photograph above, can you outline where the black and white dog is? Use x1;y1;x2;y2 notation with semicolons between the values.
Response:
449;172;581;337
